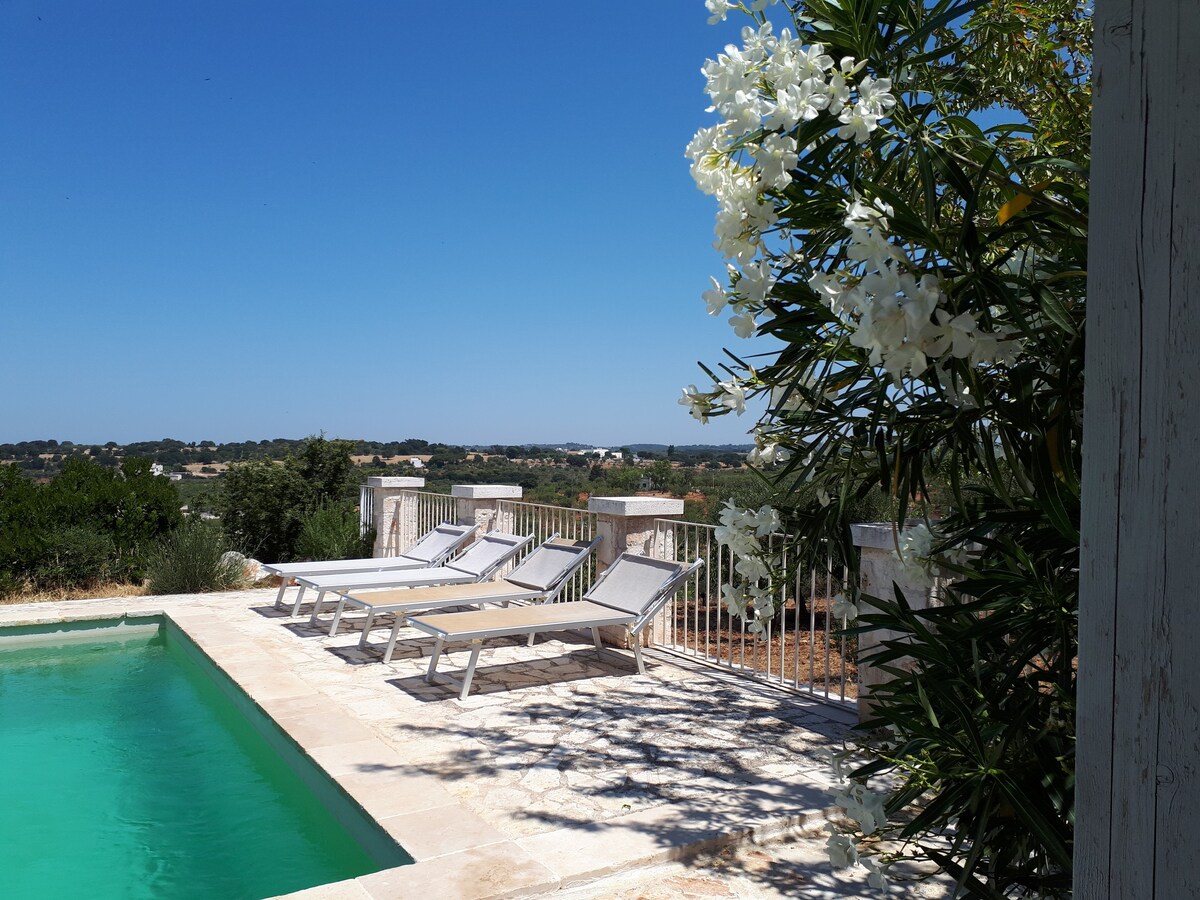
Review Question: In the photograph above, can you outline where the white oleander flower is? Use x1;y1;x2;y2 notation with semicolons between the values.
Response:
705;0;734;24
678;385;711;423
831;592;859;622
862;856;891;893
751;132;799;190
727;311;756;339
825;826;859;869
703;276;730;316
831;782;889;835
736;258;777;305
837;103;882;144
856;75;896;116
716;379;747;414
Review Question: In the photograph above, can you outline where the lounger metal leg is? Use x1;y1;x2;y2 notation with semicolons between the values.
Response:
383;620;403;663
591;627;603;654
328;598;346;637
357;610;376;648
273;580;288;610
290;584;307;617
425;636;445;682
461;639;483;700
630;636;646;675
527;631;536;647
308;590;328;625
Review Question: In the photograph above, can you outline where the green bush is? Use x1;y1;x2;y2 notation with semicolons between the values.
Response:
295;502;371;561
220;436;359;563
32;526;118;590
0;457;181;592
144;519;245;595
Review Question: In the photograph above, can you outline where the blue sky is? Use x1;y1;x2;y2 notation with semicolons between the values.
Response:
1;1;766;446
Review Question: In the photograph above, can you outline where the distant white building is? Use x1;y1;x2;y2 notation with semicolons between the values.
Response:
410;457;424;469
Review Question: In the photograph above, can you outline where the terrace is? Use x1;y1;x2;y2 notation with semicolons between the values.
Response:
0;485;940;898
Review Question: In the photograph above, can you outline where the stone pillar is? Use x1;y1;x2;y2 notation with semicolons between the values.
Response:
587;496;686;648
451;484;522;533
850;522;937;723
367;476;425;558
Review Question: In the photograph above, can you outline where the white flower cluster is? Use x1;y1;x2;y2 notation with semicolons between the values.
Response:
894;522;935;588
678;380;748;423
687;17;897;340
826;750;892;893
811;200;1024;383
713;500;783;632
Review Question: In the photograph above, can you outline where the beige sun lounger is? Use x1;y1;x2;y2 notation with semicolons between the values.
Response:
327;535;601;655
405;553;704;699
265;522;478;616
299;531;534;626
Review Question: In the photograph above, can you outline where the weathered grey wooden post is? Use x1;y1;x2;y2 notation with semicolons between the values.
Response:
1076;0;1200;894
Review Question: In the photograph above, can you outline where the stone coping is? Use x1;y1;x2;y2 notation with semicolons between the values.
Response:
586;497;684;517
451;484;523;499
365;477;426;489
0;591;849;899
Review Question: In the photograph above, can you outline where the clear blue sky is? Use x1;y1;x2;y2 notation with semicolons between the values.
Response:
1;1;763;447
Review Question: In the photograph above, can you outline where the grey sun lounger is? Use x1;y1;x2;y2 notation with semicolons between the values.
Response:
265;522;478;616
302;531;535;628
405;553;704;699
328;535;602;655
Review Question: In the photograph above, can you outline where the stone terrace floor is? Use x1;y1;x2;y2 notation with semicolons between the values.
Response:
0;589;946;899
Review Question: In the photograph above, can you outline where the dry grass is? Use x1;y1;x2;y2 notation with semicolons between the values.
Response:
1;581;148;605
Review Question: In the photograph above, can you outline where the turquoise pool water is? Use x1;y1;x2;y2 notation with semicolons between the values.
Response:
0;617;411;899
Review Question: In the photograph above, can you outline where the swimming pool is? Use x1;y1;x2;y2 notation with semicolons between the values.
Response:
0;616;411;899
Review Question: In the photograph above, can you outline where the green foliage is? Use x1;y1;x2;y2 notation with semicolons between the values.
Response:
295;502;372;562
219;436;359;563
144;519;246;595
685;0;1089;894
0;457;182;591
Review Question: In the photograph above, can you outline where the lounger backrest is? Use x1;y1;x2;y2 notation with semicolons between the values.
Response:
446;532;535;579
583;553;692;616
504;536;601;595
403;523;477;565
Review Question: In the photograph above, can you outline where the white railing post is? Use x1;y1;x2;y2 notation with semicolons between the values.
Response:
451;484;522;533
588;496;685;649
850;523;937;723
367;476;425;557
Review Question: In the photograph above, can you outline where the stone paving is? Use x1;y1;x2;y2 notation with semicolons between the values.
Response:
0;588;884;899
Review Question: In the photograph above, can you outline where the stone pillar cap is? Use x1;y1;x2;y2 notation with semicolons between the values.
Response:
450;484;523;499
588;496;685;517
365;476;426;488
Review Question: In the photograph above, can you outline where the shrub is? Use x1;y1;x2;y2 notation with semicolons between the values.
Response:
294;502;371;561
220;436;359;563
144;519;246;595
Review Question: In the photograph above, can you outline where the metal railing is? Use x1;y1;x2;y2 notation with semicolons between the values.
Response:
358;483;374;538
649;518;856;705
388;490;457;555
494;499;598;602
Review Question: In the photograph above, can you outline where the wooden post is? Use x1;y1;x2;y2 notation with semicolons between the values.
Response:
1077;0;1200;894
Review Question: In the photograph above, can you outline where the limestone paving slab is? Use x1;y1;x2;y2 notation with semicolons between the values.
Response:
0;588;854;898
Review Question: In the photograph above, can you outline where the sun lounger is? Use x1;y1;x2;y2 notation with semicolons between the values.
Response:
301;531;535;627
405;553;704;699
264;522;478;615
327;535;601;654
